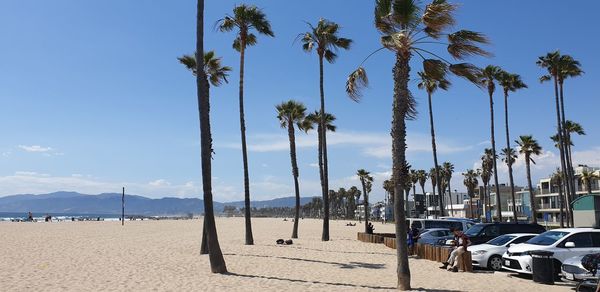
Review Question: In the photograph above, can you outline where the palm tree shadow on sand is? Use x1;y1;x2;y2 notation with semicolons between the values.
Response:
223;253;385;269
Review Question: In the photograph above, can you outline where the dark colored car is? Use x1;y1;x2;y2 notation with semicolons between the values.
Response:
438;222;546;246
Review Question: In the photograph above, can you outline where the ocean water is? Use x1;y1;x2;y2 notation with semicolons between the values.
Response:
0;212;122;221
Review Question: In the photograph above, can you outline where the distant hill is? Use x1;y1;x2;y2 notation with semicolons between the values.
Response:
0;192;316;216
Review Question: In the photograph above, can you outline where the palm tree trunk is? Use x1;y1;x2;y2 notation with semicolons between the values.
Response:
525;156;537;224
392;52;411;291
489;89;502;222
361;180;369;233
559;81;575;227
448;181;454;217
504;90;518;222
318;54;330;241
427;91;444;219
288;123;301;239
469;197;474;219
553;76;571;228
558;183;565;228
196;0;226;272
420;185;426;218
200;219;208;254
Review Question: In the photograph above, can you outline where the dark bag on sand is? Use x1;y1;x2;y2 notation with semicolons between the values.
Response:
285;239;293;245
276;239;285;245
581;253;600;273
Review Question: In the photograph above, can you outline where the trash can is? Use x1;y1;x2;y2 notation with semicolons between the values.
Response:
531;250;554;285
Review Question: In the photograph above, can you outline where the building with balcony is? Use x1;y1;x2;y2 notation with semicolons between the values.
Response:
486;184;527;222
535;165;600;227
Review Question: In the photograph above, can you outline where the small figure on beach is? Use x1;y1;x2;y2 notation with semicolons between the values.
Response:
366;222;374;234
440;228;470;272
27;212;33;222
44;214;52;222
346;222;356;226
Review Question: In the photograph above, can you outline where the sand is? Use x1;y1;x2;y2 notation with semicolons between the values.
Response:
0;217;572;291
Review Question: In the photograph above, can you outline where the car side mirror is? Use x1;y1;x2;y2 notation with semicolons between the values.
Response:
508;243;514;247
565;242;575;248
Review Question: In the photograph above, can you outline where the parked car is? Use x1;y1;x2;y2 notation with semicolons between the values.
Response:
416;228;453;245
406;219;474;232
560;255;594;283
470;233;537;271
502;228;600;276
438;222;546;246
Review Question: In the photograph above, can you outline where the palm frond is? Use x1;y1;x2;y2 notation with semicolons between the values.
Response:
422;0;456;38
422;59;448;81
447;30;490;59
346;67;369;102
449;63;482;86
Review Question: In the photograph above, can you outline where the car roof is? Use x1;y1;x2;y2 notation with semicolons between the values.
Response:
550;227;600;232
502;233;538;237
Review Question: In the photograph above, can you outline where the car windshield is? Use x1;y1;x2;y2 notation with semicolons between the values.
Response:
526;231;569;246
465;224;485;237
487;235;516;246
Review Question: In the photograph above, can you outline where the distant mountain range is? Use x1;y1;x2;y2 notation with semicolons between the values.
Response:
0;191;316;216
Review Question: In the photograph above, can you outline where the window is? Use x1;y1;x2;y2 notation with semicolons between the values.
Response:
560;232;593;248
512;235;534;244
527;231;569;246
482;225;499;237
591;233;600;247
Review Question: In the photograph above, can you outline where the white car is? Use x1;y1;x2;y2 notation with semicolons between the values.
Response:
470;233;537;271
502;228;600;275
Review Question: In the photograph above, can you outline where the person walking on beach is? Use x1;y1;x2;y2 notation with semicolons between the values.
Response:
27;212;33;222
440;228;470;272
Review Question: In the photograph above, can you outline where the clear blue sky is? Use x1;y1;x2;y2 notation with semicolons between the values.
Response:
1;1;599;202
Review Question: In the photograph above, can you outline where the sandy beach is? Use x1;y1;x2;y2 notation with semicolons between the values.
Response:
0;218;571;291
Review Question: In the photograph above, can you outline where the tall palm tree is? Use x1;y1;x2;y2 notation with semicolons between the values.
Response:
442;162;455;217
537;51;572;227
557;55;583;209
403;163;413;217
217;4;274;245
417;71;450;218
194;0;226;273
357;169;374;233
501;147;518;222
479;65;504;221
516;135;542;224
276;100;309;238
497;70;527;222
383;178;395;220
551;168;565;228
463;169;479;219
346;2;488;288
178;50;231;255
410;169;419;205
580;170;599;195
481;148;494;222
299;18;352;241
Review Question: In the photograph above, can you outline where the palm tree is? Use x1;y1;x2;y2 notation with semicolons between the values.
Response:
497;70;527;223
481;148;494;222
551;168;565;228
276;100;310;238
479;65;504;221
557;55;583;208
417;71;450;218
516;135;542;224
410;169;419;207
416;170;428;216
463;169;479;219
217;4;274;245
383;178;395;220
193;0;226;273
347;186;361;219
403;163;413;217
299;18;352;241
357;169;374;233
580;170;599;195
537;51;572;227
501;147;518;222
178;50;231;255
442;162;455;217
345;2;488;287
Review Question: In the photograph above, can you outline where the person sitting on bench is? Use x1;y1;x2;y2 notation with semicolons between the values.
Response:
440;228;470;272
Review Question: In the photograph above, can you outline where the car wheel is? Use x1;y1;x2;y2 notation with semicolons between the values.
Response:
488;255;503;271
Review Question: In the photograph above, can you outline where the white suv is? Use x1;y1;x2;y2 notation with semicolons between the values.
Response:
502;228;600;275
